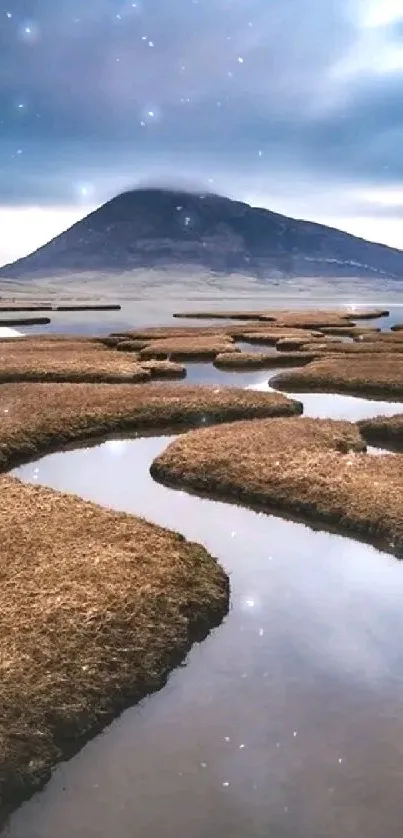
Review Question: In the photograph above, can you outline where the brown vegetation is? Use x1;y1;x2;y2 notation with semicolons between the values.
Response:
235;329;318;346
391;324;403;332
356;332;403;343
299;341;403;355
139;336;239;361
358;414;403;449
318;325;380;338
0;382;302;471
0;344;150;384
0;476;229;820
270;354;403;399
173;307;388;324
213;350;317;370
150;415;403;556
139;360;187;379
116;339;148;352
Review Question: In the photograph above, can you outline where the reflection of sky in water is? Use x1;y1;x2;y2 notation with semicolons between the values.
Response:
9;428;403;838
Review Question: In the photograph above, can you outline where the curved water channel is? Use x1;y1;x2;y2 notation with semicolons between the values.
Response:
4;355;403;836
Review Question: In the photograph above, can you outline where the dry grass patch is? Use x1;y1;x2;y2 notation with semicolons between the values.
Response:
270;354;403;399
0;344;150;384
139;336;239;361
235;329;319;346
358;414;403;449
0;476;229;819
0;382;301;471
356;332;403;343
214;351;317;370
318;325;380;338
173;307;388;324
139;360;187;379
300;342;403;355
391;324;403;332
151;416;403;556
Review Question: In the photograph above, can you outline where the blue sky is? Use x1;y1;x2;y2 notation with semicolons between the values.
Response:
1;0;403;264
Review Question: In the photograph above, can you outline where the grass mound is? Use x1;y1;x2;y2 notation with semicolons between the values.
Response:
139;360;187;379
0;476;229;819
0;382;302;471
150;415;403;556
300;342;403;355
172;308;388;324
0;344;150;383
214;351;317;369
319;325;380;338
358;414;403;449
139;336;239;361
270;354;403;400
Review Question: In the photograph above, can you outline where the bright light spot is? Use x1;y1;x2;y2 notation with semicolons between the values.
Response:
148;40;154;47
6;11;12;18
17;103;25;109
237;56;244;63
245;598;255;608
222;781;230;787
104;440;126;453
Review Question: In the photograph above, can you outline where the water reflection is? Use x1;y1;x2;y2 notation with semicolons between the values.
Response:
7;431;403;838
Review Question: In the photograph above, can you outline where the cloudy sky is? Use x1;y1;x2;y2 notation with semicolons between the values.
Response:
1;0;403;266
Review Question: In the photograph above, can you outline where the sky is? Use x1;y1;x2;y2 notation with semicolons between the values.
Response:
1;0;403;266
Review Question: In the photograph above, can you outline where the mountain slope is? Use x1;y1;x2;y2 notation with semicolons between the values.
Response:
2;187;403;280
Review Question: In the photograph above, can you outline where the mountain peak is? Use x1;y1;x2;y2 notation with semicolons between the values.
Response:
1;187;402;280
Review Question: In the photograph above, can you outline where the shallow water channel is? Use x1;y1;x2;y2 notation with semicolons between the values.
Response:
5;364;403;837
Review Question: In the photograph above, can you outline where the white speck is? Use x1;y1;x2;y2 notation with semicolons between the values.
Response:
6;12;12;19
228;71;233;77
237;56;244;63
239;743;246;749
222;781;230;787
148;40;154;47
116;57;120;62
4;409;9;413
200;761;207;768
140;120;146;126
147;110;154;117
24;26;31;34
82;664;89;671
248;21;253;27
116;13;122;20
141;35;147;40
180;65;186;71
338;757;343;764
224;736;231;742
258;150;262;157
258;628;264;636
231;531;236;538
293;730;297;737
245;598;255;608
276;742;280;748
17;103;25;109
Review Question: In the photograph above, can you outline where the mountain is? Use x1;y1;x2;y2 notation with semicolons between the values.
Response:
2;187;403;280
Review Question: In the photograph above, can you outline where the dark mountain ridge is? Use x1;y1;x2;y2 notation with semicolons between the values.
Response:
1;187;403;280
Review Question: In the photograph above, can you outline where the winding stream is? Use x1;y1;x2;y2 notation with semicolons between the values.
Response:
4;357;403;835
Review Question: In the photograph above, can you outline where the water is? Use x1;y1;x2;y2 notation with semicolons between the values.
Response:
5;374;403;837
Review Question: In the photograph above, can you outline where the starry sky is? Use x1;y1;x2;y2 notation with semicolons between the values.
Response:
1;0;403;265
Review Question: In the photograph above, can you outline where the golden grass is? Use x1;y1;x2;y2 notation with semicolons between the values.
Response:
356;332;403;343
139;336;239;361
150;415;403;556
302;341;403;355
318;325;380;337
172;307;388;324
0;382;302;471
139;360;187;379
0;345;151;384
358;414;403;449
114;324;323;341
213;350;317;370
234;329;320;346
270;354;403;399
0;476;229;818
